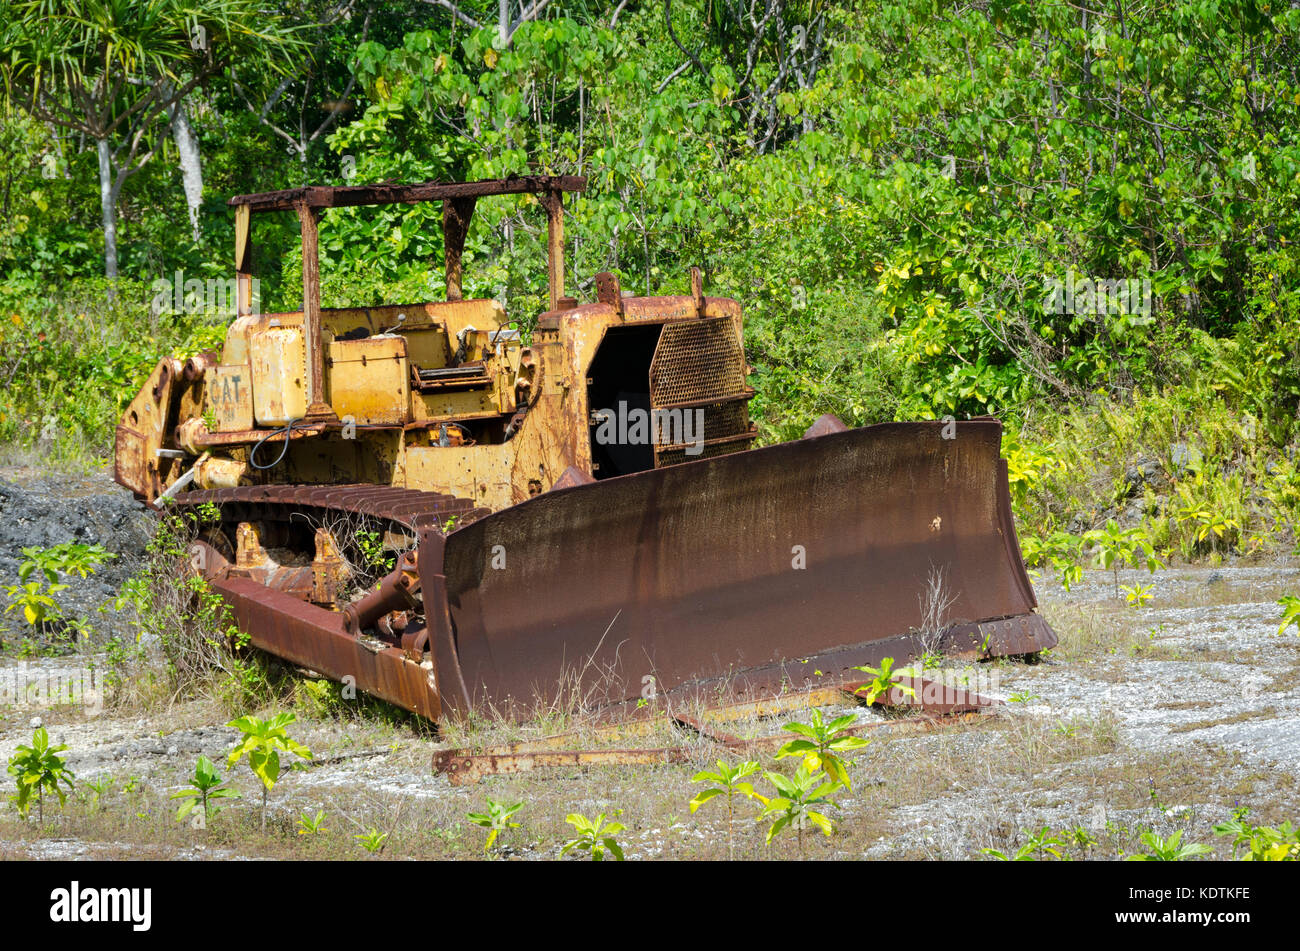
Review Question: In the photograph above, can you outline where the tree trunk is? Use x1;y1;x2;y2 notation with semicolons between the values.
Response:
169;97;204;243
96;138;118;279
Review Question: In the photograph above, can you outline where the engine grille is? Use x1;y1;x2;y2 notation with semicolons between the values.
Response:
650;319;749;406
648;318;754;467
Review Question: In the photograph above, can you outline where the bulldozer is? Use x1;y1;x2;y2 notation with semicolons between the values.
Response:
114;175;1056;723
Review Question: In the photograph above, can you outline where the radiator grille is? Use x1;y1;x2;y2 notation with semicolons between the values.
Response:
649;318;754;468
655;438;751;468
650;319;749;407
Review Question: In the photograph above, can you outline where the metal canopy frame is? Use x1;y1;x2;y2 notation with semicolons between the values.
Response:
226;175;586;422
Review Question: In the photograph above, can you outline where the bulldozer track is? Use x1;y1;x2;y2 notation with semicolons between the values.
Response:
153;484;488;721
164;484;492;535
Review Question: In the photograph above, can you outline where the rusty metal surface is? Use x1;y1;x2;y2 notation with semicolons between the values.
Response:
211;576;441;719
650;319;749;407
433;671;999;758
115;357;185;498
228;176;586;213
432;418;1056;719
170;483;490;531
649;317;756;467
429;667;1004;785
165;421;1049;726
166;485;489;714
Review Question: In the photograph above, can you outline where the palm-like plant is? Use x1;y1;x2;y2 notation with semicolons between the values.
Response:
0;0;306;276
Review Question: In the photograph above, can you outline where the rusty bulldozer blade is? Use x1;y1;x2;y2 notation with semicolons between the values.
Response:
419;417;1055;720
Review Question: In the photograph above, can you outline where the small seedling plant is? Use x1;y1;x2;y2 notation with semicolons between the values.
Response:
1021;531;1085;591
21;543;115;582
756;764;841;855
852;656;918;708
689;759;761;858
1127;830;1213;861
1121;582;1155;607
81;777;113;813
297;810;327;835
226;712;313;831
3;581;64;631
775;709;869;789
1277;596;1300;636
560;810;626;861
467;798;524;855
171;755;240;826
7;727;75;821
1083;520;1161;598
1213;806;1300;861
982;826;1066;860
5;543;116;635
355;829;389;854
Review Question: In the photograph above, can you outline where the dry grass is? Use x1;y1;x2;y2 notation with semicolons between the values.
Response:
1167;706;1279;734
5;556;1296;861
2;686;1295;861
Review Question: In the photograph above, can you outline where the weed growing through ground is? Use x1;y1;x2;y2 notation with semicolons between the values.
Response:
3;543;115;644
982;826;1066;860
852;656;918;707
775;709;870;789
7;726;75;822
1021;531;1087;591
756;764;841;855
1083;520;1162;598
1127;830;1213;861
170;755;239;826
1277;596;1300;636
355;828;389;854
467;798;523;855
561;810;626;861
226;712;313;831
689;759;761;859
296;810;327;835
1121;582;1155;607
1213;806;1300;860
81;777;112;813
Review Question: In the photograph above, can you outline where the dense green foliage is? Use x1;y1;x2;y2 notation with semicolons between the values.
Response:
2;0;1299;557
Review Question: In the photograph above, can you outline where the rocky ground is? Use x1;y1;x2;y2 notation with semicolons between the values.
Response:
0;467;1297;860
0;467;153;648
